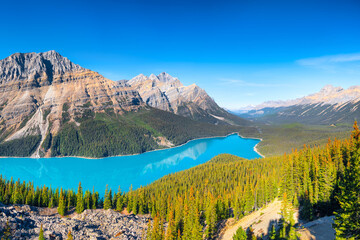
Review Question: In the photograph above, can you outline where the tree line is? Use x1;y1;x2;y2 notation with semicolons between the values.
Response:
1;122;360;239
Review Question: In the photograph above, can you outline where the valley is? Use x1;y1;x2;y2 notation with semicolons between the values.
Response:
2;0;359;239
0;51;358;240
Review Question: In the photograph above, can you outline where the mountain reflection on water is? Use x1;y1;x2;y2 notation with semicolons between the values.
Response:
0;134;261;195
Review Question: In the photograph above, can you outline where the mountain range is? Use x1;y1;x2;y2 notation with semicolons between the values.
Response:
235;85;360;125
0;51;247;158
127;73;245;125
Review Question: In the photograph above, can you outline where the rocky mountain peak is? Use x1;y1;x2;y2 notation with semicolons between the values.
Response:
128;72;178;85
149;73;159;81
157;72;177;82
0;51;86;84
319;84;343;94
127;72;239;125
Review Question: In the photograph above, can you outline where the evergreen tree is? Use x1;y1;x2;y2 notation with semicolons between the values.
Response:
66;230;73;240
103;185;112;210
147;214;164;240
48;197;54;208
165;207;177;240
84;190;91;209
246;227;256;240
39;224;45;240
279;192;297;240
205;194;217;239
116;193;124;211
57;189;66;216
334;121;360;239
91;187;98;209
269;224;276;240
76;182;84;214
232;226;246;240
190;209;202;240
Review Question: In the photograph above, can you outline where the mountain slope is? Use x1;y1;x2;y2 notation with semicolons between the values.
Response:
236;85;360;125
0;51;144;157
0;51;251;157
128;72;248;125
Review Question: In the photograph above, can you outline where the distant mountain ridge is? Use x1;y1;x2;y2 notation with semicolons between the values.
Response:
236;85;360;124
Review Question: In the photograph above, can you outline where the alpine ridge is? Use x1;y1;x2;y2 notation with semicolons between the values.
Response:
128;72;247;125
0;51;248;158
235;84;360;124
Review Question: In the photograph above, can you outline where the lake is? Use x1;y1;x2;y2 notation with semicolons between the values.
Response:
0;134;261;195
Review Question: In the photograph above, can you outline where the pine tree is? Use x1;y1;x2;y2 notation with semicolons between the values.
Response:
232;226;246;240
76;182;84;214
205;195;217;239
104;185;112;210
48;197;54;208
165;207;177;240
279;192;296;239
334;121;360;239
146;220;152;240
190;209;202;240
269;224;276;240
66;190;72;211
39;224;45;240
147;214;164;240
57;189;66;216
116;193;124;211
246;227;256;240
91;187;98;209
84;190;91;209
66;230;73;240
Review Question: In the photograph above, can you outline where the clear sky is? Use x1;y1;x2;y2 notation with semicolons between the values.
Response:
1;0;359;109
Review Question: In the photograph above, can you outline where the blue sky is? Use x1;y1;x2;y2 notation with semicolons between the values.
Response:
1;0;360;109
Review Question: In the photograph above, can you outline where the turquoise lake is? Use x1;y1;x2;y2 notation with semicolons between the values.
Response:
0;134;261;195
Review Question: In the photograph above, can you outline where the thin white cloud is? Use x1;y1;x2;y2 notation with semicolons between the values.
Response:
297;52;360;66
219;78;290;87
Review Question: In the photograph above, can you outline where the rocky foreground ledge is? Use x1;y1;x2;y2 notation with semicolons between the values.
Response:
0;203;149;239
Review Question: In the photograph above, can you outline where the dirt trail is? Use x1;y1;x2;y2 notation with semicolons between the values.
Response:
218;200;285;239
298;216;335;240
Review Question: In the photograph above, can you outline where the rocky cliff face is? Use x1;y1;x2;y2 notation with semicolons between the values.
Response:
0;51;144;157
128;72;243;125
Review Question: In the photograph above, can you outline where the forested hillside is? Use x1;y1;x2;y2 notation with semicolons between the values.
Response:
0;108;254;158
1;123;360;239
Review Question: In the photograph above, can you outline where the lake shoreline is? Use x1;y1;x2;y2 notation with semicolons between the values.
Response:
238;134;265;158
0;132;264;160
0;132;263;195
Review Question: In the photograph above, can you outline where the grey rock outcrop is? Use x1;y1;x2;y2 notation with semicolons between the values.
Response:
0;50;86;86
0;204;149;239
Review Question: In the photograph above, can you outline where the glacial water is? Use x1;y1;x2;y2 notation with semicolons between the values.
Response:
0;134;261;195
